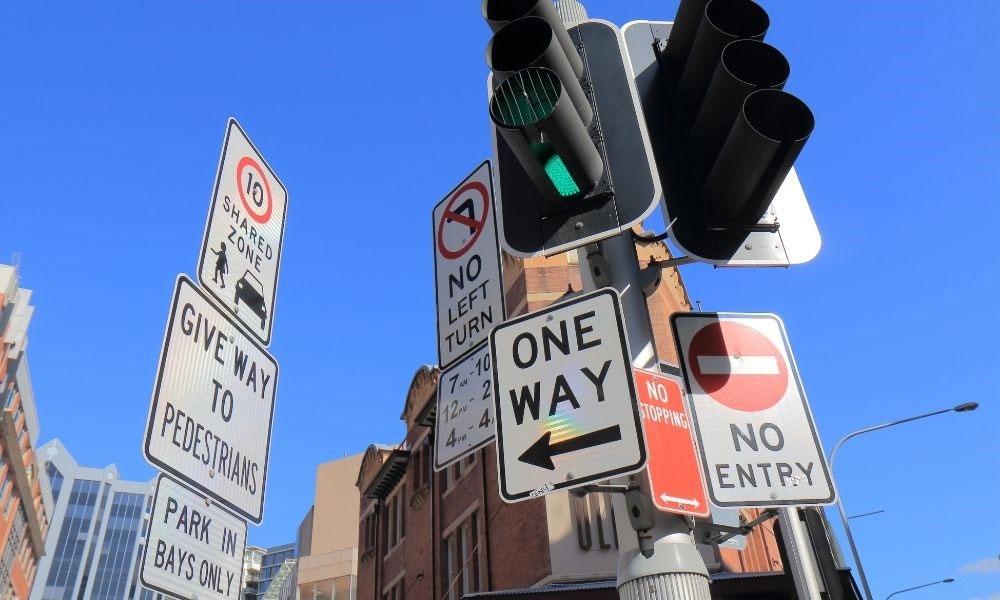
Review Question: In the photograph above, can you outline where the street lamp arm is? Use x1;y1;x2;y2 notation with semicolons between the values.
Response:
885;578;954;599
829;407;954;472
829;402;976;600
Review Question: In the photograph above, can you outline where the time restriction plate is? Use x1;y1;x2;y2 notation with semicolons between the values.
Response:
434;341;495;470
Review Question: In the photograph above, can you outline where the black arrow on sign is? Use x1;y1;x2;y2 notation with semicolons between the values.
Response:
518;425;622;470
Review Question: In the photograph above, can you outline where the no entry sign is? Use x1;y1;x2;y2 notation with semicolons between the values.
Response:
672;313;834;507
433;161;505;369
634;368;708;518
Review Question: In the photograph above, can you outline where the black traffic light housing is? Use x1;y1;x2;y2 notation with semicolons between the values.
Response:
623;0;821;266
484;0;659;257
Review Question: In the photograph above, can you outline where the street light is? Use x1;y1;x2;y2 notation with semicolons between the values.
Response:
830;402;979;600
885;578;954;599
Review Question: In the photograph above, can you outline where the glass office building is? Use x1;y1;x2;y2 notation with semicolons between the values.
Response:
257;543;295;600
30;439;162;600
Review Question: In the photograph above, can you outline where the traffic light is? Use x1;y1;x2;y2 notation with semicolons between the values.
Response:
622;0;821;265
484;0;658;257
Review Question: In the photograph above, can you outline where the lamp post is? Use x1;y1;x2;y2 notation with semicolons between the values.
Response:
830;402;979;600
885;578;954;599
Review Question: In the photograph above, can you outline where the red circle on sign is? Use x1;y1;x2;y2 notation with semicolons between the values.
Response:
436;181;490;260
688;321;788;412
237;156;273;224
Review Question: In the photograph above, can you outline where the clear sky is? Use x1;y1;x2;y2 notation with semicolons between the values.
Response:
2;1;998;598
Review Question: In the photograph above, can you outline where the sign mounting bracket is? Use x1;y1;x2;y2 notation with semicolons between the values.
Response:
696;509;780;546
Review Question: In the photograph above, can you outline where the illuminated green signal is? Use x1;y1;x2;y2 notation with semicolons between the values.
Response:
542;152;580;197
491;69;585;200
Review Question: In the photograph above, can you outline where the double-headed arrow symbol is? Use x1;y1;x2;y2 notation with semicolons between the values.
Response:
518;425;622;470
660;494;701;508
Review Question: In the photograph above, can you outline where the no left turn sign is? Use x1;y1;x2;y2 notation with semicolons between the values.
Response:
433;161;505;369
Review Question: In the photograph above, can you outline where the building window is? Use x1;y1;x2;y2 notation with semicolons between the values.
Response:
45;461;64;504
382;577;404;600
411;436;432;492
361;509;377;557
442;453;476;493
43;479;102;599
384;486;405;552
1;475;13;517
1;384;14;410
442;512;480;600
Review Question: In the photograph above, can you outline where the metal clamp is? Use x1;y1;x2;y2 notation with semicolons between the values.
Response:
696;509;779;545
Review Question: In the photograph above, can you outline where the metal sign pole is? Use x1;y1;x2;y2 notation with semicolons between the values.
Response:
579;232;711;600
778;508;824;599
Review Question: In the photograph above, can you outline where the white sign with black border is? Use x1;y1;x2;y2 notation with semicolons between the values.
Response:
434;341;495;471
491;288;646;502
672;312;835;507
140;474;247;600
433;161;505;369
198;118;287;346
143;275;277;524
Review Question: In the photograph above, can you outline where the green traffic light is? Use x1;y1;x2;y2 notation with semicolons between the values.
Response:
491;68;584;199
543;153;580;197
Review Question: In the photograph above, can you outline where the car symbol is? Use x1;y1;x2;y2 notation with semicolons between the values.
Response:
234;270;267;329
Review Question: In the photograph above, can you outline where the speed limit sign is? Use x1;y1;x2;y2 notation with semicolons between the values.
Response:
197;118;287;346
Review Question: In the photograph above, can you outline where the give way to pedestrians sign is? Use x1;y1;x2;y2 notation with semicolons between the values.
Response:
671;312;834;508
143;275;277;524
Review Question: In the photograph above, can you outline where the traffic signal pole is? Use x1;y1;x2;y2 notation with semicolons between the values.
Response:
582;234;827;600
579;232;712;600
778;508;825;599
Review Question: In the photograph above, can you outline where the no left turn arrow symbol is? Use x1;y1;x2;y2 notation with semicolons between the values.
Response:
436;181;490;260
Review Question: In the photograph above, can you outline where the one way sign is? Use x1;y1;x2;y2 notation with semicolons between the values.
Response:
490;288;646;502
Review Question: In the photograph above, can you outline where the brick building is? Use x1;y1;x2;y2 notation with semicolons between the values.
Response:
353;241;807;600
0;265;51;600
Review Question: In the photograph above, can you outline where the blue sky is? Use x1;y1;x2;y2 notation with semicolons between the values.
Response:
2;1;998;598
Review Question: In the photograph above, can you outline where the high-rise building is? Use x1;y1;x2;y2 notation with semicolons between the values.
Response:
296;452;364;600
243;545;266;600
0;264;52;600
257;543;296;600
30;439;161;600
